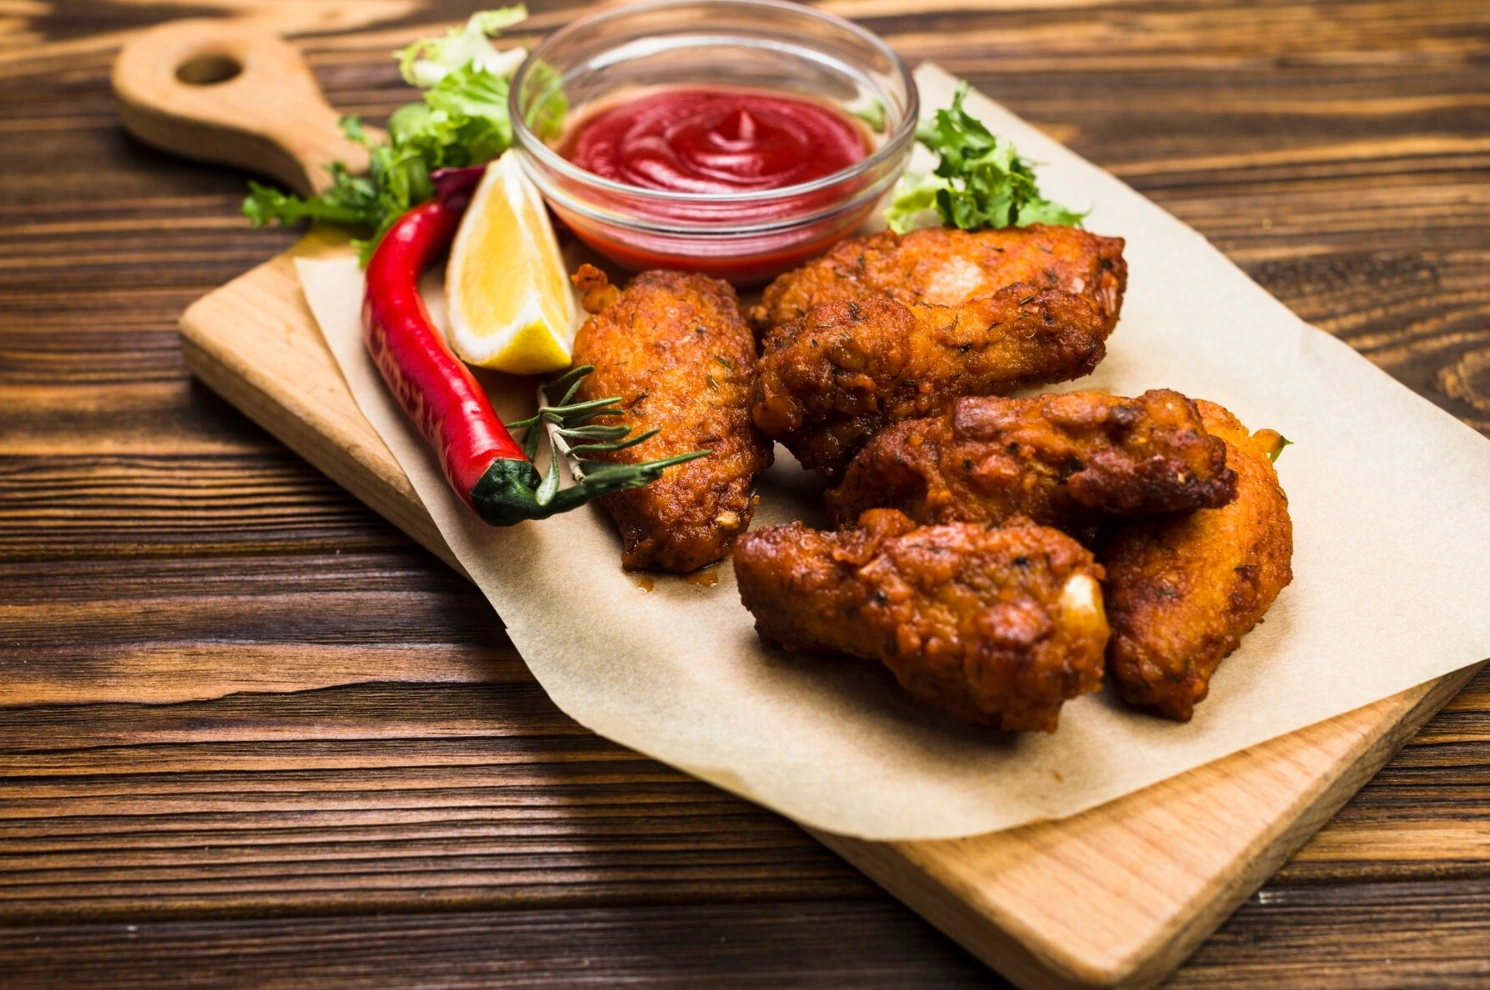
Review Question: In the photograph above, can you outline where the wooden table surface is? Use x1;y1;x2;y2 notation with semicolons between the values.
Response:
3;1;1489;986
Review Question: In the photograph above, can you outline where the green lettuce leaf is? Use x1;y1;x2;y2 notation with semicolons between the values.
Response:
415;64;515;165
519;57;567;142
242;8;549;263
396;5;529;88
847;97;886;134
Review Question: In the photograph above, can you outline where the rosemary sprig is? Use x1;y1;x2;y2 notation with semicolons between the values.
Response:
503;365;708;511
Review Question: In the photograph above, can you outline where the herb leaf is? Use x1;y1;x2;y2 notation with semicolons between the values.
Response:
242;161;377;229
886;81;1085;234
241;7;540;263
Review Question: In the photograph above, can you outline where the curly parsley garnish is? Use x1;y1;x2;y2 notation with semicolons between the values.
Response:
886;82;1085;234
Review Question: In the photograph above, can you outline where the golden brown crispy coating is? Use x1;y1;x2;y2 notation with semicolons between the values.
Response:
826;390;1238;539
733;508;1110;732
570;268;773;572
752;285;1111;478
572;262;619;314
1096;401;1293;721
749;225;1127;335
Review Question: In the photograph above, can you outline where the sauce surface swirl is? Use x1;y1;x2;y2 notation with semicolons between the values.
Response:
563;88;869;195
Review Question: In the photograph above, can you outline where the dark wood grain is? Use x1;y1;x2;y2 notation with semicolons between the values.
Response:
2;0;1488;987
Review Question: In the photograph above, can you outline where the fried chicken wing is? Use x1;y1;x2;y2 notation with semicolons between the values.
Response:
826;390;1237;539
749;225;1127;335
1096;401;1293;721
733;508;1110;732
570;267;772;572
752;285;1111;478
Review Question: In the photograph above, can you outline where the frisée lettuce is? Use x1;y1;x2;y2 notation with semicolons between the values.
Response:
242;6;544;261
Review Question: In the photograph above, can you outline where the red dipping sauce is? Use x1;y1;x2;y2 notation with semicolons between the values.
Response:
545;86;889;282
564;88;869;196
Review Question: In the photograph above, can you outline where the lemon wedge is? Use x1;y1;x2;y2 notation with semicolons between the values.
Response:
445;151;576;374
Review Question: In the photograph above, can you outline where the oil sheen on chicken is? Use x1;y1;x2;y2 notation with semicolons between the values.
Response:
827;389;1238;540
1096;401;1293;721
570;267;773;572
733;508;1110;732
752;285;1113;479
749;224;1127;336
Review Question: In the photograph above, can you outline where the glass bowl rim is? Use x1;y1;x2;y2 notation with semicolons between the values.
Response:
508;0;920;208
531;160;900;236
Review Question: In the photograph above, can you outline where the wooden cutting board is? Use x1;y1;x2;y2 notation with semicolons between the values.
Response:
118;17;1483;990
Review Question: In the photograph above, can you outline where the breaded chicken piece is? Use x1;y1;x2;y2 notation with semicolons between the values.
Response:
748;224;1127;335
826;390;1237;539
570;266;772;572
1096;401;1293;721
752;285;1111;478
733;508;1110;732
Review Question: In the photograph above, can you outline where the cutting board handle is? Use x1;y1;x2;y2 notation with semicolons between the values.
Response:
112;18;375;196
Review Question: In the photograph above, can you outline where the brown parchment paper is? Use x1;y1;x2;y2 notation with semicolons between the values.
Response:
294;64;1490;841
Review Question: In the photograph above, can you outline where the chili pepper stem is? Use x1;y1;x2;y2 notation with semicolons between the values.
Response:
469;458;548;527
468;444;709;526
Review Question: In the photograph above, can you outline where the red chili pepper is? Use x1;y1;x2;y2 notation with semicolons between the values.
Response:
360;166;703;526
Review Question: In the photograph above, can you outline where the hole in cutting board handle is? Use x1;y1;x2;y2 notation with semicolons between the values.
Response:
176;53;242;86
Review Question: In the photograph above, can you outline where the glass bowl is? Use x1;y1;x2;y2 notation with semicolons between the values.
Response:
509;0;918;284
